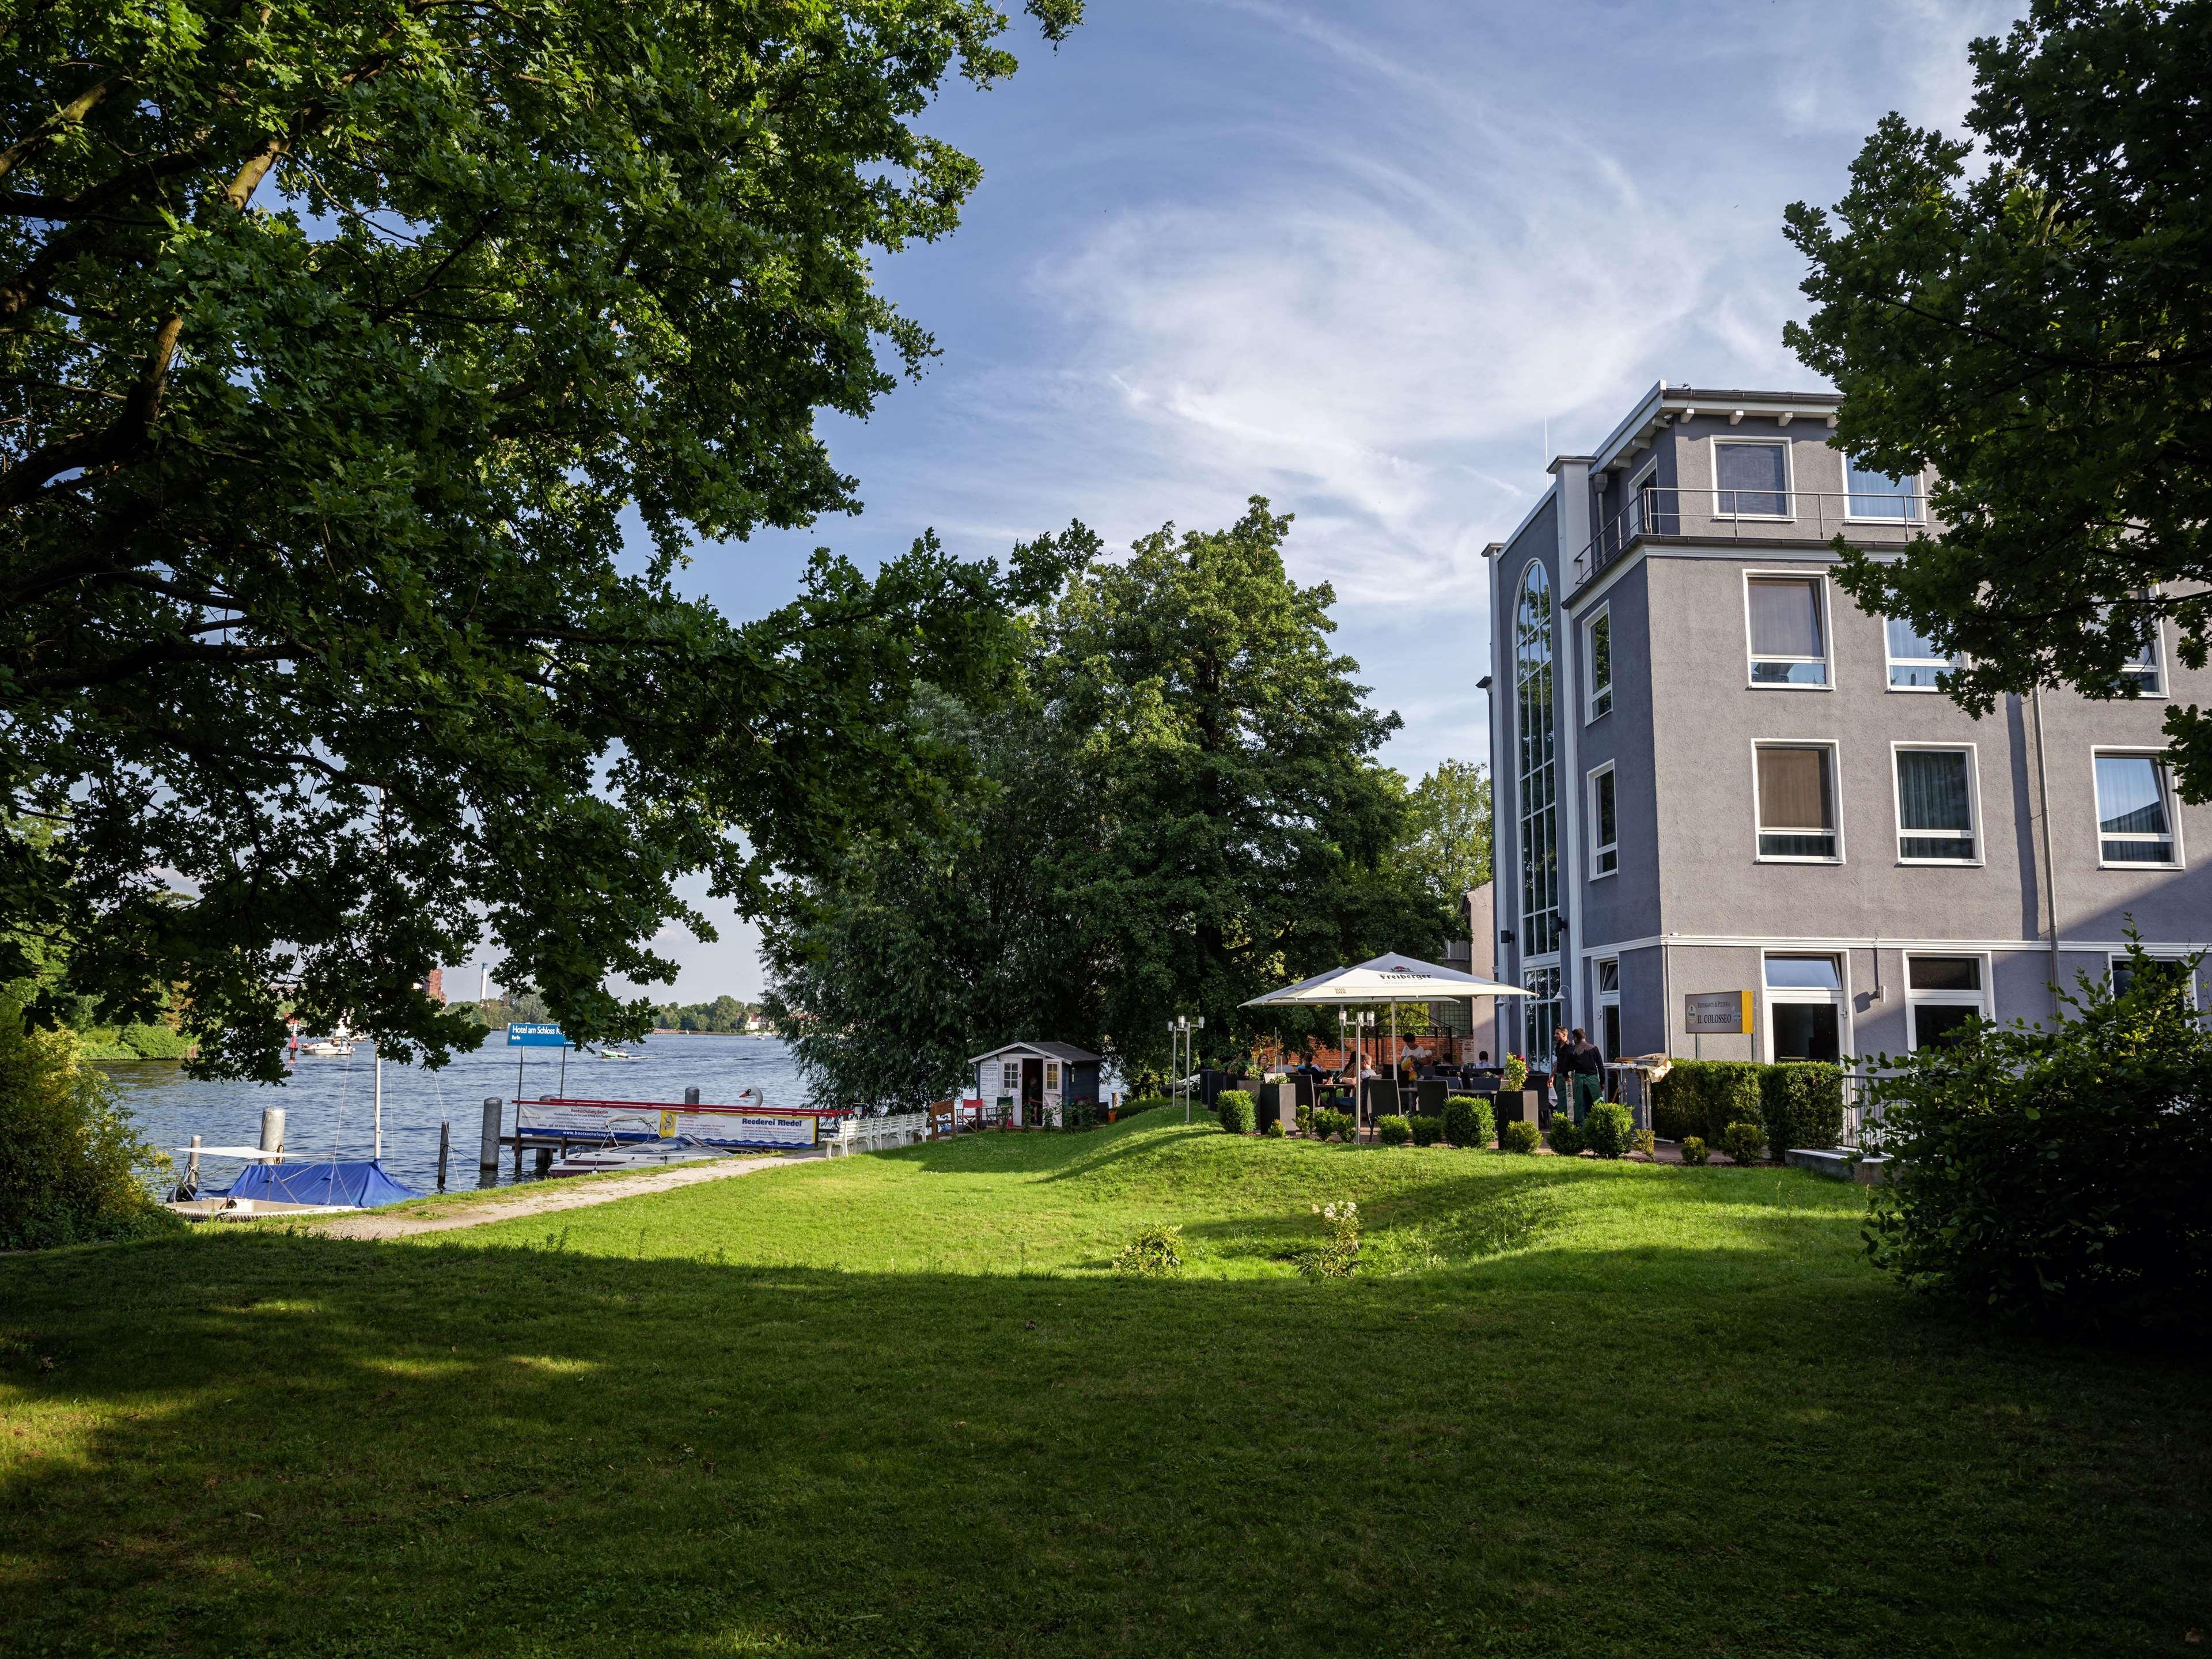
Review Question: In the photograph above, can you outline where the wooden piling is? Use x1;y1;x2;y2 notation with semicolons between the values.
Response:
437;1121;450;1191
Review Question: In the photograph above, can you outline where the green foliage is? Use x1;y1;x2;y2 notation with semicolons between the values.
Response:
1442;1094;1494;1150
1312;1108;1355;1143
0;1;1081;1080
0;988;182;1249
1862;934;2211;1332
1296;1199;1360;1279
1546;1114;1584;1157
1409;1116;1444;1147
1783;2;2212;801
1111;1223;1184;1277
1262;1118;1285;1139
1652;1061;1764;1145
1631;1128;1657;1158
1501;1055;1528;1091
1499;1120;1541;1155
654;997;757;1035
1760;1063;1844;1153
1217;1090;1257;1135
1376;1114;1412;1146
1680;1137;1710;1166
1721;1123;1768;1168
1295;1104;1315;1137
1583;1103;1634;1160
1062;1100;1105;1132
1127;1095;1172;1113
1396;759;1493;908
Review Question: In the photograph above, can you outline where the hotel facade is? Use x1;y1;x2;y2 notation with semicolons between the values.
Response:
1482;382;2210;1067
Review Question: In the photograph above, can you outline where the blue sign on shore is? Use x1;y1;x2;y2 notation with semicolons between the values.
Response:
506;1022;567;1048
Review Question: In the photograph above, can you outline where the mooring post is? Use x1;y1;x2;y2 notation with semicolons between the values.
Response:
479;1096;502;1171
259;1107;286;1164
187;1134;202;1195
437;1120;450;1191
684;1086;700;1106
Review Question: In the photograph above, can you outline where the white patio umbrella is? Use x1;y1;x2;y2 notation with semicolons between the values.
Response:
1243;952;1534;1080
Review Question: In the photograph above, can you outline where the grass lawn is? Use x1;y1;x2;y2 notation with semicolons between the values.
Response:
2;1107;2206;1656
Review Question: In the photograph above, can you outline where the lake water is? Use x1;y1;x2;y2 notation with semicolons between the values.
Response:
101;1033;805;1198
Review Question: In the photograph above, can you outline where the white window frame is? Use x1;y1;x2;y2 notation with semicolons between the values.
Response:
1759;948;1854;1065
1889;741;1984;867
1044;1059;1060;1091
2108;952;2202;1012
1842;456;1925;524
1623;460;1657;541
1584;603;1613;722
1713;435;1794;522
1593;957;1621;1061
2092;748;2184;870
999;1060;1020;1094
2120;611;2165;699
1883;616;1956;692
1752;739;1845;865
1742;570;1833;690
1903;952;1993;1051
1587;762;1618;880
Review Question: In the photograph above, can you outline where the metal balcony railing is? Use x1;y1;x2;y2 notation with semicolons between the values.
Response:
1575;486;1934;590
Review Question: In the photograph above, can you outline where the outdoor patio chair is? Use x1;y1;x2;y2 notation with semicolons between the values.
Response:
1416;1078;1448;1117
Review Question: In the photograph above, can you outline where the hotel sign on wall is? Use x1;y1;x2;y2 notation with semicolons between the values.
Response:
1683;992;1752;1035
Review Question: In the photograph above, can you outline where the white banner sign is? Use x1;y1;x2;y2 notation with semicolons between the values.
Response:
518;1099;819;1149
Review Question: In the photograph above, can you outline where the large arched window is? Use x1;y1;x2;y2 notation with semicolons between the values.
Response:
1514;560;1560;1054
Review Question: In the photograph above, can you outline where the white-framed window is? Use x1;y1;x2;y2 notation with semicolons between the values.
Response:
1905;954;1989;1050
1884;616;1958;691
1516;562;1561;957
1587;763;1618;879
1594;957;1621;1063
1763;952;1847;1063
2093;751;2181;868
1714;437;1793;518
999;1060;1020;1094
1745;573;1830;687
2109;953;2200;1010
1584;604;1613;721
1623;460;1657;541
1044;1060;1060;1090
1892;744;1981;864
1843;456;1923;521
1754;741;1842;862
2121;613;2165;698
1518;963;1561;1062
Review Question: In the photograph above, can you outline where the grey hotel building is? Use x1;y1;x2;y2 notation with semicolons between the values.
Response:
1482;381;2209;1069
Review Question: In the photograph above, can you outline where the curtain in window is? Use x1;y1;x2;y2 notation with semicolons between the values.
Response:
1758;747;1831;830
1748;579;1822;658
1716;442;1787;514
1896;751;1970;831
1885;616;1945;661
2096;755;2169;835
1846;458;1915;519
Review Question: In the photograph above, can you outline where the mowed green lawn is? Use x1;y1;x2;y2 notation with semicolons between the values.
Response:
3;1108;2206;1657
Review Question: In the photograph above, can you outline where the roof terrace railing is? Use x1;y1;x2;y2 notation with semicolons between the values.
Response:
1575;486;1933;590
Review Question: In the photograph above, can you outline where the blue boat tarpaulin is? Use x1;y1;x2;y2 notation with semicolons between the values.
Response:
223;1160;423;1209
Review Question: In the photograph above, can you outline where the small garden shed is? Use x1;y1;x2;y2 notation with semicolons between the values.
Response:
969;1041;1101;1128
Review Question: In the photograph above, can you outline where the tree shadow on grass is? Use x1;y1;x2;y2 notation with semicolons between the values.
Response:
4;1230;2207;1658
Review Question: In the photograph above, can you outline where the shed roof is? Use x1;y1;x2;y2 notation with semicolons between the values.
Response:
969;1040;1101;1066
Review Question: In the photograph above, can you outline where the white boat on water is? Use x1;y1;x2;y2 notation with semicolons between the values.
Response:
298;1038;355;1057
597;1046;637;1060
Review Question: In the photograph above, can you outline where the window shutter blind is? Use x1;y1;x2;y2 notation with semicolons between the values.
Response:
1758;747;1830;830
1748;579;1822;658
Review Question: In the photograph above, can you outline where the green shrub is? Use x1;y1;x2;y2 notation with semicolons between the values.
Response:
1720;1121;1767;1166
118;1022;192;1061
1651;1060;1763;1144
1546;1113;1584;1156
1262;1118;1285;1138
1294;1104;1313;1137
1584;1101;1634;1158
1319;1108;1357;1143
1127;1094;1173;1113
1409;1115;1444;1147
1501;1054;1528;1090
1296;1200;1359;1278
1216;1090;1256;1134
1499;1119;1540;1154
1060;1099;1105;1131
1759;1062;1844;1152
0;991;183;1251
1630;1128;1656;1157
1112;1223;1184;1276
1679;1136;1709;1166
1376;1113;1412;1146
1862;935;2212;1332
1442;1094;1494;1149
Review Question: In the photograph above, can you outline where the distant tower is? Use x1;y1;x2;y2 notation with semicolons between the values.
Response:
424;967;446;1006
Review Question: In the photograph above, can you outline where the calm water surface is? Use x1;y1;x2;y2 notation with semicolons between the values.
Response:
102;1033;804;1197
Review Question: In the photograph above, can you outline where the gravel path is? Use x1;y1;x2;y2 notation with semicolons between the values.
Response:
309;1152;811;1240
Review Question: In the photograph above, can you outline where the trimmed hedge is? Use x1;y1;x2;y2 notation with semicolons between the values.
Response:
1650;1059;1843;1151
1442;1094;1494;1150
1217;1090;1256;1134
1410;1115;1445;1147
1499;1119;1541;1154
1376;1113;1412;1146
1584;1101;1634;1158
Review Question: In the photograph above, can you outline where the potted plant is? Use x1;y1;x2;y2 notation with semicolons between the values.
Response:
1493;1054;1539;1132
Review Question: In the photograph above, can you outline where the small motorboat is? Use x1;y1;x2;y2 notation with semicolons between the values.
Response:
597;1046;637;1060
298;1038;355;1057
545;1138;725;1177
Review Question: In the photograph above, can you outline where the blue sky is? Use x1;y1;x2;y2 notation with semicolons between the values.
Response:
549;0;2024;1004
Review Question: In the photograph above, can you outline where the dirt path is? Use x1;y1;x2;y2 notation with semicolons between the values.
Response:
308;1153;810;1240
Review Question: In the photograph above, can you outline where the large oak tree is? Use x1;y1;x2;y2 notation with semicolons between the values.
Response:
1784;0;2211;800
0;1;1078;1078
